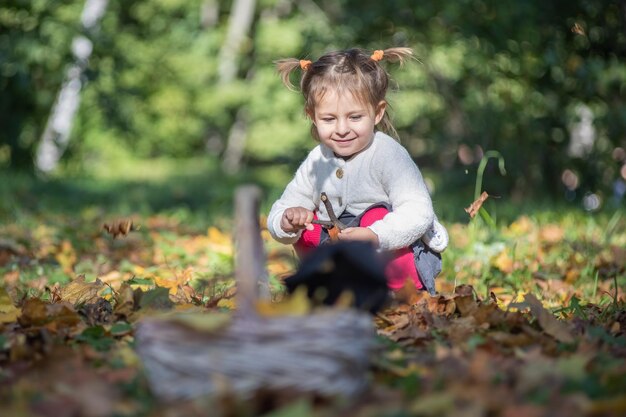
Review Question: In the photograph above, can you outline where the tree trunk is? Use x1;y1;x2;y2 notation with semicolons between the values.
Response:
200;0;219;29
217;0;257;84
35;0;108;174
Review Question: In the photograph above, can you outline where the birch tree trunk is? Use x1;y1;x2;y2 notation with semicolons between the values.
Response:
200;0;219;29
35;0;108;174
217;0;256;85
219;0;259;174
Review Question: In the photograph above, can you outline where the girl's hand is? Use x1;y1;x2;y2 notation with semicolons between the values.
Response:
338;227;379;246
281;207;315;233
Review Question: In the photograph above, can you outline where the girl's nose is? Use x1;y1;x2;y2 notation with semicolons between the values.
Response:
335;119;350;136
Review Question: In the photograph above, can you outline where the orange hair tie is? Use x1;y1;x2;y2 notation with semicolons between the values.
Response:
371;50;384;61
299;59;312;70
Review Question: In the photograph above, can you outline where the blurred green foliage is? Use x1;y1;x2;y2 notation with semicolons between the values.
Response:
1;0;625;207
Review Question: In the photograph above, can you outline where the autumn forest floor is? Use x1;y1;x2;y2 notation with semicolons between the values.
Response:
1;167;625;417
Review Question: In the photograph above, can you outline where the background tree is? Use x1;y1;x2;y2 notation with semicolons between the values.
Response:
1;0;624;207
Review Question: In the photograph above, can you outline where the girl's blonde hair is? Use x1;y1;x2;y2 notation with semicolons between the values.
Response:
275;47;413;141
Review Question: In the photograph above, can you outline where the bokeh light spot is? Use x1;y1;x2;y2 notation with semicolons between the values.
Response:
583;193;601;211
561;169;579;190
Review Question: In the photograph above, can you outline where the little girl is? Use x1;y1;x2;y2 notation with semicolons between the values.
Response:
267;47;448;295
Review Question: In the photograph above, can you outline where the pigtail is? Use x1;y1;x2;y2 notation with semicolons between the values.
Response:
275;58;306;90
378;47;414;66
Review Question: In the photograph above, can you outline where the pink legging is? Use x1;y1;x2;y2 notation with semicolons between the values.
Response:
294;207;422;291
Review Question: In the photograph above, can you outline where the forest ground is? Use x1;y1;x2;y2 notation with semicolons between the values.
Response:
1;168;625;417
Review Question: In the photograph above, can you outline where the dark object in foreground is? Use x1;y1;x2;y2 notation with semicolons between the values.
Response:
284;241;390;314
135;186;377;400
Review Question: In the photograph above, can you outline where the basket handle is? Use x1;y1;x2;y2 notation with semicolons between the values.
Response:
234;185;269;316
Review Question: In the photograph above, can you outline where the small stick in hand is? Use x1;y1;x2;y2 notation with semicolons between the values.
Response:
312;192;347;241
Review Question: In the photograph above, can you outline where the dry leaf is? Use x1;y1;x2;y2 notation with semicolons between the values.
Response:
0;286;20;324
465;191;489;218
328;226;341;241
571;22;585;36
60;275;104;305
426;294;457;316
515;293;575;343
18;298;50;326
392;278;424;306
113;282;135;319
103;219;137;238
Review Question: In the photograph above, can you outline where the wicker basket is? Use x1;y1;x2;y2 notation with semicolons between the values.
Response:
135;186;377;400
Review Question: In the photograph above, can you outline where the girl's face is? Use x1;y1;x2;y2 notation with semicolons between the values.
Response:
309;89;386;159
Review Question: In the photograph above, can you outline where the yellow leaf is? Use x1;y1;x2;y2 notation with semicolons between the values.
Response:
0;287;20;324
154;267;193;295
492;250;514;274
169;311;231;333
411;392;456;415
217;298;236;310
267;260;293;277
55;239;77;274
508;215;533;235
98;270;127;290
256;286;311;317
207;227;233;254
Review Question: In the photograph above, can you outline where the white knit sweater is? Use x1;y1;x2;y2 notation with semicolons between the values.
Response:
267;131;448;252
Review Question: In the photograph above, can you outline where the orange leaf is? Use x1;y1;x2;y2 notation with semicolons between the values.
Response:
328;227;340;242
539;225;564;244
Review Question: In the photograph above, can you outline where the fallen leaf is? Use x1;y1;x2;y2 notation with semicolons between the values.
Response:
60;275;104;305
154;267;193;295
0;286;20;323
465;191;489;218
168;311;231;333
454;293;478;317
256;286;311;317
507;216;533;235
139;287;174;310
207;226;233;254
410;392;456;415
19;298;50;327
217;298;236;310
113;283;135;319
55;240;77;274
492;250;514;274
539;225;564;244
426;294;457;316
515;293;575;343
46;302;82;332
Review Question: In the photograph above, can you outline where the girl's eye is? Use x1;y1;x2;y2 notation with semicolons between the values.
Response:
350;115;363;121
321;117;335;122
